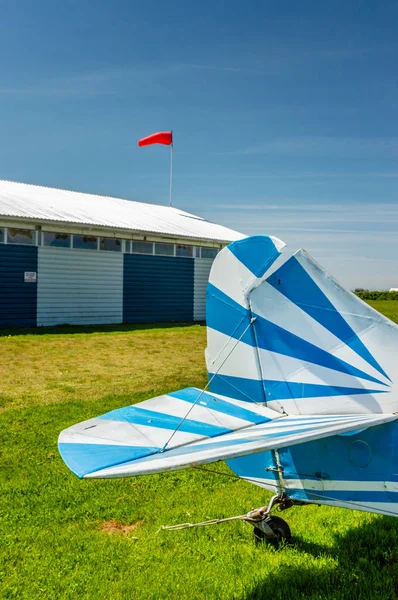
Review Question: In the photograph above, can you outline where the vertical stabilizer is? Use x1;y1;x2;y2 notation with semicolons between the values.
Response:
206;237;397;416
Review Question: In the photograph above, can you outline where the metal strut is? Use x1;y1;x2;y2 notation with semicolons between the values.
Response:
160;317;258;453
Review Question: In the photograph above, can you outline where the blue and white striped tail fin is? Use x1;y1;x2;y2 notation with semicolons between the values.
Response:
206;236;398;416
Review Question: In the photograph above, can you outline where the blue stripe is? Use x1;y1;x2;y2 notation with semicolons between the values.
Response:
288;488;398;503
267;255;390;382
227;236;282;278
206;284;386;387
98;406;231;437
206;283;255;346
209;373;386;405
282;471;397;482
169;387;271;424
253;313;387;387
209;373;265;403
262;379;388;401
58;442;158;478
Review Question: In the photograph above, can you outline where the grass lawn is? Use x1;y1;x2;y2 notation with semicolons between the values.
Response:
1;302;398;600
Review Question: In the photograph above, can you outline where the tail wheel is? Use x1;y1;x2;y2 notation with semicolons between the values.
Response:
253;515;291;544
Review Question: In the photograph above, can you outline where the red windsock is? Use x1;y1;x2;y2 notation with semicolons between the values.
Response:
138;131;173;147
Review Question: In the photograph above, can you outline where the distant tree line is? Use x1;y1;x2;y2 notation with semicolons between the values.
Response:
355;291;398;301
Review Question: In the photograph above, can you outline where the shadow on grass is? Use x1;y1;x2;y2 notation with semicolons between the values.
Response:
0;321;205;337
244;516;398;600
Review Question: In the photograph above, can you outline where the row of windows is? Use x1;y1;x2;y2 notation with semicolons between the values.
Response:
0;228;219;259
127;240;217;258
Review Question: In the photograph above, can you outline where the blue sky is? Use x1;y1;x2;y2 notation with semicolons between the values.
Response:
0;0;397;288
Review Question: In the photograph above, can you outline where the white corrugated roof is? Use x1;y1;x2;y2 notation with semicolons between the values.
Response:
0;180;244;243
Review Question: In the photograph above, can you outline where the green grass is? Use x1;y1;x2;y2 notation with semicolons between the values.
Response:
1;304;398;600
367;300;398;324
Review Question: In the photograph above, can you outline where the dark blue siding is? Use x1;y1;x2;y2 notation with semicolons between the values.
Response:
0;245;38;328
123;255;194;323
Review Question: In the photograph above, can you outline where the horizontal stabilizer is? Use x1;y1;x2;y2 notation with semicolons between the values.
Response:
59;397;396;479
58;387;278;478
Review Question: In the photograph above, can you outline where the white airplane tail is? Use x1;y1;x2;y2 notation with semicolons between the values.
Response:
206;236;397;416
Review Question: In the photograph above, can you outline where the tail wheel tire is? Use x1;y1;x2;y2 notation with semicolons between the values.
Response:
253;515;291;544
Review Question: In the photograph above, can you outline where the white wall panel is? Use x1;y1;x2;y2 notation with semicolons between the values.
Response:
194;258;213;321
37;247;123;326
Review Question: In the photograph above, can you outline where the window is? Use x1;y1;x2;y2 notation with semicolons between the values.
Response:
176;244;193;258
43;231;71;248
100;238;121;252
7;228;35;245
154;243;174;256
72;235;97;250
201;247;218;259
0;228;4;244
131;241;153;254
125;241;131;253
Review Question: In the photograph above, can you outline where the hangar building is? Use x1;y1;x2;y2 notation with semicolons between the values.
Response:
0;180;243;328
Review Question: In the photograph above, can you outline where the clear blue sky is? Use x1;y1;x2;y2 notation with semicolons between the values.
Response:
1;0;397;289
